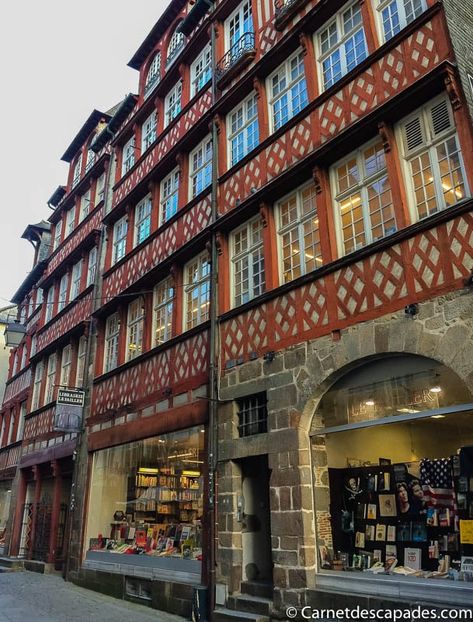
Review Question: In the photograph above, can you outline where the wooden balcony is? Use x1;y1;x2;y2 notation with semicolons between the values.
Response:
3;368;31;405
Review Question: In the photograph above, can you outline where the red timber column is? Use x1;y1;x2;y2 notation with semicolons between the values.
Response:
149;181;159;232
118;305;128;366
142;292;153;353
215;114;227;178
378;121;410;229
213;21;224;73
125;204;135;254
312;165;338;264
176;152;189;215
133;123;142;162
155;95;165;137
253;76;270;144
48;460;62;563
170;263;183;337
179;62;190;108
114;146;123;185
445;67;473;193
10;469;27;556
299;32;319;102
28;465;42;560
260;202;279;291
359;0;379;55
103;224;114;272
216;232;229;313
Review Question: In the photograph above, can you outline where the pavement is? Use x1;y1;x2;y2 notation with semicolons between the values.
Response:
0;570;187;622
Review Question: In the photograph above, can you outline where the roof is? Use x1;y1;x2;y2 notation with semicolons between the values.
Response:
11;261;47;305
61;109;112;163
178;0;213;36
47;186;67;209
128;0;187;70
91;94;137;152
21;221;51;242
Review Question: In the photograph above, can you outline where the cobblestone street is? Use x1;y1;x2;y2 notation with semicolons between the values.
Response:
0;571;186;622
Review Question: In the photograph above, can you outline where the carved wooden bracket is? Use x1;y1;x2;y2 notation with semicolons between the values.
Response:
215;232;224;255
445;67;462;111
259;202;270;228
378;122;391;153
253;76;262;100
299;32;308;56
312;165;324;194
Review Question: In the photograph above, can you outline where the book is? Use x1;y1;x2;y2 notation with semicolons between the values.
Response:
412;522;427;542
367;503;377;520
457;493;467;510
426;507;438;527
386;544;397;558
356;503;366;520
458;476;468;493
404;547;422;571
397;522;411;542
384;556;398;574
378;471;391;492
355;531;365;548
365;524;375;541
428;540;439;559
373;549;383;563
367;475;377;492
375;524;386;541
379;494;397;517
387;525;396;542
439;508;451;527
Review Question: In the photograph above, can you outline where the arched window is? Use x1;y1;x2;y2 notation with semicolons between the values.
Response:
166;28;185;67
144;52;161;98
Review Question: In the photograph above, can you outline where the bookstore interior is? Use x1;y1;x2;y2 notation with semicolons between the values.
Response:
85;426;204;569
312;354;473;585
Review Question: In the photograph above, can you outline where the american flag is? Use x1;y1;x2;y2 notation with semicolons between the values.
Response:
420;458;456;508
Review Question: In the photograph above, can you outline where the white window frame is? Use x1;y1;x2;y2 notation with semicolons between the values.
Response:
7;409;15;446
60;344;72;387
153;278;174;346
145;52;161;97
126;298;145;362
95;172;106;206
189;136;212;199
65;206;76;237
45;353;57;404
225;0;254;52
58;274;69;312
228;93;259;167
141;110;157;152
32;361;43;410
87;246;98;287
183;252;211;331
230;216;265;307
316;1;368;92
17;401;26;442
167;29;185;67
276;184;324;283
79;189;91;222
267;50;308;133
53;220;63;250
85;149;95;173
122;136;136;176
160;168;179;225
45;287;54;323
374;0;426;43
104;313;120;373
76;336;88;388
72;158;81;188
164;82;182;127
113;216;128;264
134;195;152;246
190;44;212;98
20;343;27;370
70;260;82;300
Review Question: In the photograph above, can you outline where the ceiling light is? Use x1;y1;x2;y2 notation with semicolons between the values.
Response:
430;386;442;393
431;415;445;419
365;399;375;406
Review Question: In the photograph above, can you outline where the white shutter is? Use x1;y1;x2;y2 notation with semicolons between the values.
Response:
429;98;452;138
402;113;426;153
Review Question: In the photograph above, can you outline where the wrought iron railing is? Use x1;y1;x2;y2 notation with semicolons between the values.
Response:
216;32;256;81
274;0;303;20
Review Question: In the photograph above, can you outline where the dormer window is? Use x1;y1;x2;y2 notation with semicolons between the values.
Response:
145;52;161;98
122;136;136;176
166;28;185;68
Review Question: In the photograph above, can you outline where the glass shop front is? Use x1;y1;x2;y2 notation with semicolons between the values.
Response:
0;480;12;554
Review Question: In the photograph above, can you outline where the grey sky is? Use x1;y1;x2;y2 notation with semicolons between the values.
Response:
0;1;168;302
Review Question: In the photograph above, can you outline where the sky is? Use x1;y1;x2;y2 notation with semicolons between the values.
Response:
0;1;168;303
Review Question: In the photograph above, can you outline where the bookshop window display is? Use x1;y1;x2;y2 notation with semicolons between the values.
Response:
312;354;473;588
85;427;204;570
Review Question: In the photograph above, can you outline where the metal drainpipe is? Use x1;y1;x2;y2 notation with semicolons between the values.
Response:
208;19;219;619
64;151;113;581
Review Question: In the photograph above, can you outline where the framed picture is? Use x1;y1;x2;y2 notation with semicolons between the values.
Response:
379;494;397;517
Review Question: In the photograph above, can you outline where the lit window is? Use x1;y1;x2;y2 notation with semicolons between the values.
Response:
45;353;57;404
65;206;76;237
76;336;88;388
332;140;395;255
32;361;43;410
167;29;185;67
45;287;55;323
79;189;91;222
95;172;106;206
85;149;95;173
226;0;254;51
228;93;259;166
317;1;367;91
126;298;145;361
71;260;82;300
135;195;152;245
268;51;308;131
72;157;81;188
145;52;161;98
277;185;323;282
164;82;182;127
58;273;69;312
153;278;174;346
398;97;468;220
53;220;63;250
122;136;136;176
141;111;157;152
160;169;179;225
113;216;128;264
184;253;211;330
191;44;212;97
87;247;98;287
60;344;72;387
376;0;426;42
190;137;212;199
104;313;120;373
231;217;265;307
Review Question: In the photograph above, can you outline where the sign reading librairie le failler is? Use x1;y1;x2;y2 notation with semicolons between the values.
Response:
53;388;85;433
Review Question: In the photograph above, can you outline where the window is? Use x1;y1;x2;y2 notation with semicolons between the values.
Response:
153;278;174;346
17;402;26;442
53;220;63;250
126;298;145;361
228;93;259;166
141;111;157;152
237;393;268;436
12;351;19;376
30;335;37;358
95;172;106;206
76;336;87;388
398;97;468;220
72;158;81;187
87;246;98;287
332;140;395;255
20;343;27;369
60;344;72;387
122;136;136;176
45;353;57;404
35;288;43;309
66;206;76;237
113;216;128;264
45;287;54;323
191;45;212;97
58;274;69;312
145;52;161;97
160;169;179;224
376;0;426;42
80;189;91;221
135;195;152;245
184;253;211;330
231;217;265;307
190;137;212;198
317;1;367;91
277;185;324;282
167;29;185;66
85;149;95;173
269;51;308;131
7;410;15;445
104;313;120;373
226;0;253;51
164;82;182;127
71;260;82;300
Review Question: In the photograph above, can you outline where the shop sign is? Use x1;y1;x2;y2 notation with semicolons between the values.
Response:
53;388;85;432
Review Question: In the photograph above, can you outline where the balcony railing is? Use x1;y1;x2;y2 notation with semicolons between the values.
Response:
216;32;256;85
274;0;306;29
144;73;160;99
